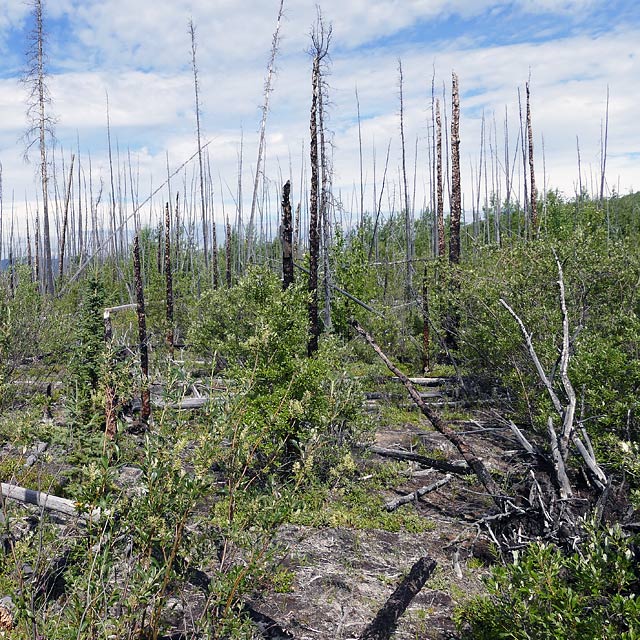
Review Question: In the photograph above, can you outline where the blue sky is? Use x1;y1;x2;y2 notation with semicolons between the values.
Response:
0;0;638;246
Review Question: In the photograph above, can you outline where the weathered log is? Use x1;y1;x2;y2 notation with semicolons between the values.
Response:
390;376;451;386
1;483;100;521
385;475;452;512
369;446;469;475
353;320;504;508
359;556;437;640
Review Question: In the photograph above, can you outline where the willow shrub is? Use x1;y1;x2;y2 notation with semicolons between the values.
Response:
188;266;366;476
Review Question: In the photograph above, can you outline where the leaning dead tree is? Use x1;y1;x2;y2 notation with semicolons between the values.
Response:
351;320;504;508
500;250;607;497
355;245;611;548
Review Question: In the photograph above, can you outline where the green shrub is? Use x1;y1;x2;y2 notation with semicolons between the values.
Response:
456;521;640;639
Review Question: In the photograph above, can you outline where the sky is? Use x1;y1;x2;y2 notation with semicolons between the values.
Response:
0;0;638;248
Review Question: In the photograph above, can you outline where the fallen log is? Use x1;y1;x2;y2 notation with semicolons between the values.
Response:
352;320;505;508
390;376;452;386
359;556;437;640
1;483;101;521
385;475;453;512
369;446;469;475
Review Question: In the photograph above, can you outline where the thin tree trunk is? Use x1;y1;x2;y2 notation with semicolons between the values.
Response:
281;180;294;290
449;73;461;264
189;20;209;271
58;154;74;278
526;82;537;232
165;202;174;355
436;98;445;258
246;0;285;262
133;234;150;425
308;54;321;357
398;60;412;299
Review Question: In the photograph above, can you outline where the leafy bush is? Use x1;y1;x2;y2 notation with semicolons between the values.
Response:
456;522;640;639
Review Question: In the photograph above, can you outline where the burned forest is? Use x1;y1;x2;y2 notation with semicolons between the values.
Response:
1;2;639;639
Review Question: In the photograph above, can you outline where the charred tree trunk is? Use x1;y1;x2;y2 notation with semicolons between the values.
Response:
281;180;294;290
436;98;445;258
165;202;174;355
133;234;150;425
526;82;538;232
449;73;461;265
445;73;462;352
308;54;321;357
307;15;330;356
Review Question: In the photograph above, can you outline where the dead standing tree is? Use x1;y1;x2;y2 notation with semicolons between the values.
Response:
189;20;211;278
133;234;151;426
307;14;331;357
23;0;55;294
398;59;413;299
281;180;294;290
246;0;285;264
436;98;445;258
526;81;538;233
444;72;462;352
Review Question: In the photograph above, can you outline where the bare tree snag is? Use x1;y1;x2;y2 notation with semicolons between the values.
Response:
307;14;331;356
281;180;294;290
25;0;54;294
246;0;285;263
58;153;74;278
352;320;504;507
165;202;174;355
133;233;150;425
359;556;436;640
398;59;413;298
189;19;209;271
526;82;538;232
449;73;461;265
308;51;320;357
436;98;445;258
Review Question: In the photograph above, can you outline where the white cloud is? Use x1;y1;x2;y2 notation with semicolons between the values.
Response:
0;0;638;250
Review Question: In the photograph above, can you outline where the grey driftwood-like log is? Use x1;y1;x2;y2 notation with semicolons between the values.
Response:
1;483;101;521
359;556;437;640
385;474;453;511
369;446;469;475
353;320;504;507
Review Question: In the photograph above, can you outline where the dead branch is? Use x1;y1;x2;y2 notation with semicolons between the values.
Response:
385;474;452;512
368;446;469;475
